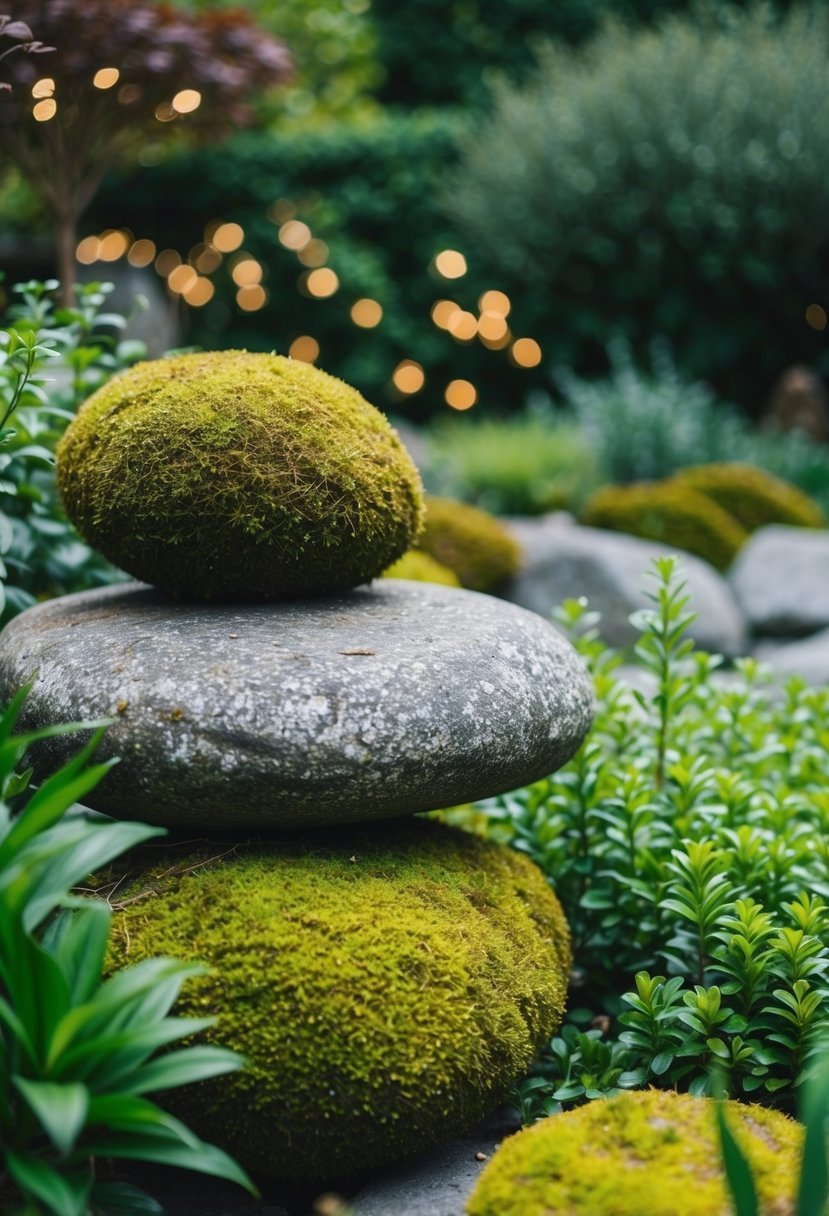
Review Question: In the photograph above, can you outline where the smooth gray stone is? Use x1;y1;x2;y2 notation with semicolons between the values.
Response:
502;517;747;656
730;525;829;637
350;1134;503;1216
0;580;593;829
754;629;829;684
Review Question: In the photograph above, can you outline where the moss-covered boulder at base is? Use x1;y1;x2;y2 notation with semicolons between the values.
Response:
673;461;827;532
56;352;424;600
419;496;523;591
382;549;461;586
106;819;571;1183
466;1090;801;1216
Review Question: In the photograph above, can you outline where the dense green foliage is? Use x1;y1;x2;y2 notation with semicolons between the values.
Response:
450;558;829;1112
0;280;131;623
467;1090;801;1216
0;689;254;1216
106;820;571;1183
57;350;424;601
675;463;827;532
447;5;829;407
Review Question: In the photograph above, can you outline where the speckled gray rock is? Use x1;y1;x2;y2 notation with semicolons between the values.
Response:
730;525;829;637
753;629;829;684
502;516;746;656
0;580;593;829
350;1136;494;1216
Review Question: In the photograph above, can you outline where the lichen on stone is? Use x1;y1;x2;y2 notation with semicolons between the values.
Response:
105;818;571;1183
466;1089;802;1216
57;351;424;601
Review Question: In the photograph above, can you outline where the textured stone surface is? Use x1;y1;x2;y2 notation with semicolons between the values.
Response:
754;629;829;685
503;516;746;656
350;1137;493;1216
0;580;593;829
730;525;829;637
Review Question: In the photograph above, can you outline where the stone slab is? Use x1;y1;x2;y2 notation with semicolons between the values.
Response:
0;580;593;829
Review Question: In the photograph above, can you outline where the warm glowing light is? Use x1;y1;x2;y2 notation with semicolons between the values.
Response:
511;338;543;367
168;265;198;295
183;277;214;307
93;67;119;90
289;335;320;363
99;231;129;262
154;101;177;123
173;88;201;114
305;268;339;298
210;222;244;253
805;304;828;332
31;77;54;99
434;249;467;279
76;236;101;265
127;239;156;268
445;379;477;411
477;311;509;342
297;239;329;267
194;246;221;274
479;326;512;351
155;248;182;277
279;220;312;251
33;98;57;122
392;360;425;394
231;258;263;287
350;298;383;328
478;290;511;317
447;310;477;342
237;285;268;312
431;299;460;329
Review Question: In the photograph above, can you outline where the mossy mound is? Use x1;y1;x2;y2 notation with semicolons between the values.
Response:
106;819;571;1183
418;496;523;591
674;461;826;532
56;352;423;601
467;1090;801;1216
582;481;748;570
382;549;461;586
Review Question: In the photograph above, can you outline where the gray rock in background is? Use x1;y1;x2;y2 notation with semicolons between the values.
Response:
0;580;593;830
753;628;829;685
502;516;746;656
730;525;829;637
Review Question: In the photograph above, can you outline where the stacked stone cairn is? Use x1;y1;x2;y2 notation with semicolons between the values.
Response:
0;352;594;1186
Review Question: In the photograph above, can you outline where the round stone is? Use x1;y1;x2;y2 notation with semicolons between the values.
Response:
105;819;572;1182
0;580;593;830
56;351;423;601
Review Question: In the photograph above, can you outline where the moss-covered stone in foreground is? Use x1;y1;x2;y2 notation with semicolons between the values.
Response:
106;819;571;1182
57;351;423;600
467;1090;802;1216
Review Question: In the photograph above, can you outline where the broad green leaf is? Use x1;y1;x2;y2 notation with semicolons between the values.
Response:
4;1149;92;1216
715;1103;759;1216
13;1077;90;1155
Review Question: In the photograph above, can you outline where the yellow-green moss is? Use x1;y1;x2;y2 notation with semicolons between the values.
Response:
674;462;827;532
418;496;523;591
582;481;748;570
56;352;424;601
467;1090;802;1216
106;819;571;1183
382;549;462;586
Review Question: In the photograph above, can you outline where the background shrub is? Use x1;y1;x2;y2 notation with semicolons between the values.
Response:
673;463;827;532
446;5;829;409
418;496;523;590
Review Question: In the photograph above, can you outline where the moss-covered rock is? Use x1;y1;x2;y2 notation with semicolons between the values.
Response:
466;1090;801;1216
418;496;523;591
57;352;423;601
674;461;827;532
106;819;571;1183
582;481;747;571
382;549;461;586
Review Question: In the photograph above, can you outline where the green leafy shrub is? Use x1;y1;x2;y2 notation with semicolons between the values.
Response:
447;6;829;408
466;1090;801;1216
0;279;137;622
424;406;602;515
382;549;461;586
0;688;254;1215
582;481;747;570
450;558;829;1110
419;495;523;591
674;462;826;532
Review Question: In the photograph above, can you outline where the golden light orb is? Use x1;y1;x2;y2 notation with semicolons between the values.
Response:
231;258;263;287
477;311;509;342
33;98;57;122
237;285;268;312
279;220;312;251
75;236;101;266
434;249;467;279
31;77;55;99
183;277;214;307
289;335;320;363
431;299;460;329
167;265;198;295
805;304;828;332
305;268;339;298
350;298;383;328
392;360;425;394
172;89;202;114
98;230;129;262
210;222;245;253
154;248;182;277
447;310;477;342
445;380;477;411
127;239;157;268
478;289;511;317
511;338;543;368
297;239;329;267
93;67;120;90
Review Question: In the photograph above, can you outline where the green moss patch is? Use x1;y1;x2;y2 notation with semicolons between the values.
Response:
57;351;423;600
106;819;571;1183
467;1090;801;1216
674;461;826;532
382;549;461;586
418;496;523;591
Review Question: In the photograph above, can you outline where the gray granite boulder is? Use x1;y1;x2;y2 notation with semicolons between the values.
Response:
502;516;746;656
0;580;593;829
730;525;829;637
753;629;829;685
